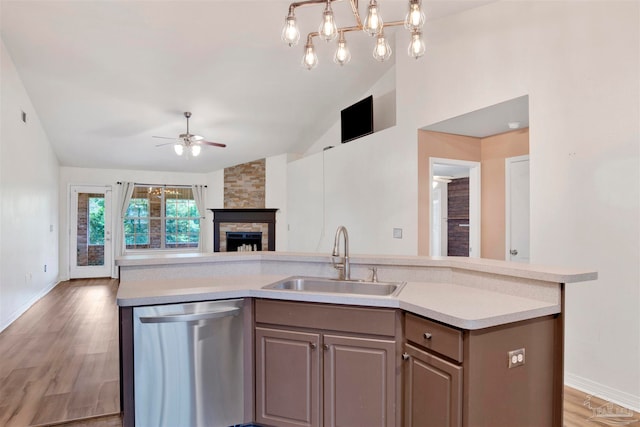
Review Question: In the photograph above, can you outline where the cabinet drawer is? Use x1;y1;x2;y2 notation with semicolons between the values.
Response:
405;313;463;363
255;299;397;337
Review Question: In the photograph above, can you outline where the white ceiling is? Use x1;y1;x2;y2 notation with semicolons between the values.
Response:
1;0;497;173
423;95;529;138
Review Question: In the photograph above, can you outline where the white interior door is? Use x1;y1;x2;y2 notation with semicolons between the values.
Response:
70;185;113;278
506;156;530;262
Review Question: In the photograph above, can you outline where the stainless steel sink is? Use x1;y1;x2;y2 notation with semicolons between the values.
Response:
262;276;405;297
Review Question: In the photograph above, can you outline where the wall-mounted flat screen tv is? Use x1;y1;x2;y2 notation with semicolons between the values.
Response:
341;95;373;143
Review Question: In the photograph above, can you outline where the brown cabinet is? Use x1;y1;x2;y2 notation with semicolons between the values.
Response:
403;312;562;427
255;327;320;427
254;299;401;427
403;314;463;427
403;343;462;427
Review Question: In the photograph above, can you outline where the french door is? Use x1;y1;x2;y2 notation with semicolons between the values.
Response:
70;185;113;278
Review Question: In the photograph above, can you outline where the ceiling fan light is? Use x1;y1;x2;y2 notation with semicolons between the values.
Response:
191;145;201;157
174;143;184;156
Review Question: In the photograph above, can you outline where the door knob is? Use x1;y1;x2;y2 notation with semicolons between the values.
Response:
510;249;518;256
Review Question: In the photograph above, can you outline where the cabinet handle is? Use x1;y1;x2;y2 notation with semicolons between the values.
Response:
423;332;433;340
402;352;410;361
309;343;317;349
323;344;330;351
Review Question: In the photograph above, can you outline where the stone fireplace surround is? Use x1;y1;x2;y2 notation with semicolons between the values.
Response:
210;209;277;252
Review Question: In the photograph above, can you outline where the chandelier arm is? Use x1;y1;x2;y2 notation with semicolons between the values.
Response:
348;0;362;28
289;0;339;15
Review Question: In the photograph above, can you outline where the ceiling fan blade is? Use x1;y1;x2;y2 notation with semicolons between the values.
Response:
155;142;177;147
201;140;227;148
152;135;178;140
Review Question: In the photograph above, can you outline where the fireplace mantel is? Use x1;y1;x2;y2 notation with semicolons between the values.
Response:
209;208;278;252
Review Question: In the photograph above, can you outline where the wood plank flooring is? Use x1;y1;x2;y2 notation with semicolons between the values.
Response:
0;279;120;427
1;277;637;426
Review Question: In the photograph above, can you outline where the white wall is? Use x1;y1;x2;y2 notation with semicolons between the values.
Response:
266;154;289;252
0;39;60;332
288;1;639;409
305;66;398;155
59;153;289;279
58;167;209;280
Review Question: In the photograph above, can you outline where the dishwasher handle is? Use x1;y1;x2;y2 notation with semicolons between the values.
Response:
139;306;240;324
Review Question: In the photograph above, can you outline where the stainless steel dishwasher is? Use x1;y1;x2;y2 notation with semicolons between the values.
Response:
133;299;244;427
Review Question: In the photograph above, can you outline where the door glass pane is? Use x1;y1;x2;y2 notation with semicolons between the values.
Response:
76;193;105;267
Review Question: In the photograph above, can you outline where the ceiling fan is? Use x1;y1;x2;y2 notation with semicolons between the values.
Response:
153;112;226;157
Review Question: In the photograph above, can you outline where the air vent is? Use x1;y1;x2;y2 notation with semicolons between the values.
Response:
21;110;27;123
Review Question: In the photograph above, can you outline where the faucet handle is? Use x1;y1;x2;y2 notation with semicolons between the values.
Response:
370;267;378;283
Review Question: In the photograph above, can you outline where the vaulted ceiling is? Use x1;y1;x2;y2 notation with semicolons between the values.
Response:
1;0;497;173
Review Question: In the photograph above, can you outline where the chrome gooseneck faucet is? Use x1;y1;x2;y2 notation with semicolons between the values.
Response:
331;225;350;280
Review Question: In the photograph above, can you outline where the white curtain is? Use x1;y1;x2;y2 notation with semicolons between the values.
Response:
116;182;135;256
192;184;206;252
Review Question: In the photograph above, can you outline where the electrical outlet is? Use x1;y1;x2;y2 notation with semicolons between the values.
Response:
393;228;403;239
508;348;525;368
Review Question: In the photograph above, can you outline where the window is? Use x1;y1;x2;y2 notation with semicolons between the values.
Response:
124;185;200;250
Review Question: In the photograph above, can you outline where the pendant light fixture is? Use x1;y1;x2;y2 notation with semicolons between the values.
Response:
363;0;383;36
281;0;427;70
408;30;426;59
334;31;351;65
372;30;392;62
318;1;338;41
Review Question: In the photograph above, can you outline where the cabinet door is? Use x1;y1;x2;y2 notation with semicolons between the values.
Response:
403;343;462;427
323;334;397;427
255;327;321;427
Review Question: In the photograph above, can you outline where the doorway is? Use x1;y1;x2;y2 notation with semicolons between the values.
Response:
69;185;113;278
429;158;481;258
505;155;530;262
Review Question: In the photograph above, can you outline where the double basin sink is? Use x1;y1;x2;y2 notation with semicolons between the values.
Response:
262;276;406;297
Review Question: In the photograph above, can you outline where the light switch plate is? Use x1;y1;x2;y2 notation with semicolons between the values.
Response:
393;228;403;239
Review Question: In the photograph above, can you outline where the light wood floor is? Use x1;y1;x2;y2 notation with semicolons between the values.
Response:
0;278;120;427
1;278;636;427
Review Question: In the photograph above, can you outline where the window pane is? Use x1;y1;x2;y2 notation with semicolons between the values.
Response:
125;185;200;250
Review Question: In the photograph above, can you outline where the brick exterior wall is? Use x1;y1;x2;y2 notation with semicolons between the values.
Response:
224;159;266;208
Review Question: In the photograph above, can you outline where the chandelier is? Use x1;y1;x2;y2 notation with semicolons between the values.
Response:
281;0;426;70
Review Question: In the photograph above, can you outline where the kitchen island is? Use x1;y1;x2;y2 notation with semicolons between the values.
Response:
116;252;596;427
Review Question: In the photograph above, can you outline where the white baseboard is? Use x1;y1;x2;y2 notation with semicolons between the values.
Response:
0;279;60;333
566;372;640;412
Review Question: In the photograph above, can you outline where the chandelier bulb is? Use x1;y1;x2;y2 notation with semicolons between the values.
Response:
319;2;338;42
334;32;351;66
408;30;426;59
373;30;392;62
301;41;319;70
404;0;425;30
174;143;184;156
281;14;300;47
191;144;201;157
363;0;383;36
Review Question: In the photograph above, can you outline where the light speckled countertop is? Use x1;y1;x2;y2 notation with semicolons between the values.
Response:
116;252;596;330
117;274;561;330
